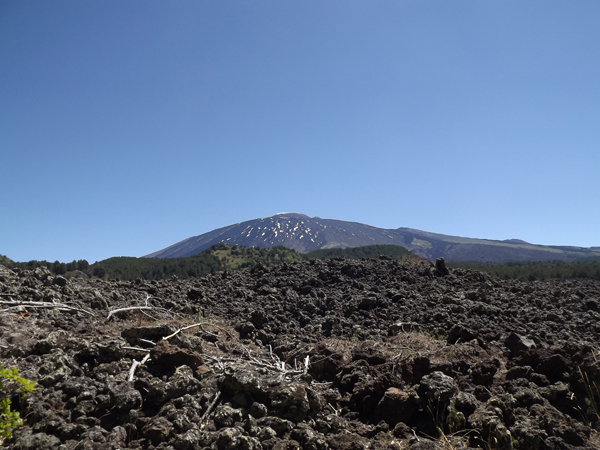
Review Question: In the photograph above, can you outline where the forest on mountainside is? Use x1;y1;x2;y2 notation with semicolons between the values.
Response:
3;245;304;281
448;258;600;282
304;244;414;261
2;245;412;281
4;245;600;282
87;244;416;280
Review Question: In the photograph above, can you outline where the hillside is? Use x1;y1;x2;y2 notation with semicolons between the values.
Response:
90;245;303;281
144;213;600;262
8;244;600;283
305;244;414;261
0;259;599;449
89;244;415;281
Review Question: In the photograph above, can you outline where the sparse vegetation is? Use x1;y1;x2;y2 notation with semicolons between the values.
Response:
0;366;36;440
579;354;600;424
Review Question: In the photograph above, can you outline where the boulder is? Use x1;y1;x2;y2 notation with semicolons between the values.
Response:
376;387;418;426
149;339;204;371
504;332;536;354
419;371;457;403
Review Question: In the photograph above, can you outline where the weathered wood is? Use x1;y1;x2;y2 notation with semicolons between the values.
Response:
162;322;234;341
200;391;221;425
106;306;154;321
0;299;94;315
127;353;151;382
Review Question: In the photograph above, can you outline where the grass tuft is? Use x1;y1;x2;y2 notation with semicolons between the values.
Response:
579;353;600;424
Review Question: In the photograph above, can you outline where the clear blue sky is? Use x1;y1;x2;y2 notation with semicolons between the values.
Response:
1;1;599;263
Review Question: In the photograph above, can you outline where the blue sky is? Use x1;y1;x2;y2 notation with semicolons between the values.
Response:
1;1;599;263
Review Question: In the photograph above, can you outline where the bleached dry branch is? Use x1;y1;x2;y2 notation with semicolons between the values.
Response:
120;311;310;382
162;323;205;340
128;353;151;382
107;306;154;321
201;354;226;371
0;299;95;316
162;321;234;341
107;293;176;321
222;342;308;376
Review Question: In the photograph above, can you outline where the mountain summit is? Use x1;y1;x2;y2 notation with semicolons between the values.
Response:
144;213;396;257
144;213;600;262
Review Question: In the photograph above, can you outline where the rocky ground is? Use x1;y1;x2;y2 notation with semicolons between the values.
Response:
0;257;599;450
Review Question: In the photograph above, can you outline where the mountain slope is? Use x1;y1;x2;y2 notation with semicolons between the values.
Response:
144;213;600;262
144;213;407;258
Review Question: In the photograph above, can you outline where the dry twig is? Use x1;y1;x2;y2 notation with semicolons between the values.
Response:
0;299;95;316
200;391;221;425
107;293;175;321
128;353;151;382
162;322;234;341
107;306;154;321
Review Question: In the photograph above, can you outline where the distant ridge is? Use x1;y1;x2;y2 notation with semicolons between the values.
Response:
144;213;600;262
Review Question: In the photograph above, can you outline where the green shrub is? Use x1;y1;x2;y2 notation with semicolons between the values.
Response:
0;366;36;440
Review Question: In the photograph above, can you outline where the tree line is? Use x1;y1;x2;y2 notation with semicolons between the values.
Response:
448;258;600;282
305;244;413;261
5;244;600;282
6;259;90;275
1;244;413;281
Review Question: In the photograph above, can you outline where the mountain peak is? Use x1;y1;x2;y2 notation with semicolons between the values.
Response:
273;212;310;219
502;238;531;245
144;214;600;262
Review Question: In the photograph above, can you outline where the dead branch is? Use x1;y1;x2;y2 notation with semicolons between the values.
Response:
107;306;154;321
162;322;205;340
162;322;234;341
108;293;178;321
251;359;304;375
0;299;95;316
202;323;235;339
283;343;311;365
212;344;306;376
122;347;152;353
162;322;308;377
0;305;67;315
198;326;220;338
200;391;221;425
202;354;226;371
128;353;151;382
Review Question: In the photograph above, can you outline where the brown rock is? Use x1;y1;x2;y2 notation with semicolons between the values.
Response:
150;339;204;370
142;416;174;445
376;387;417;426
